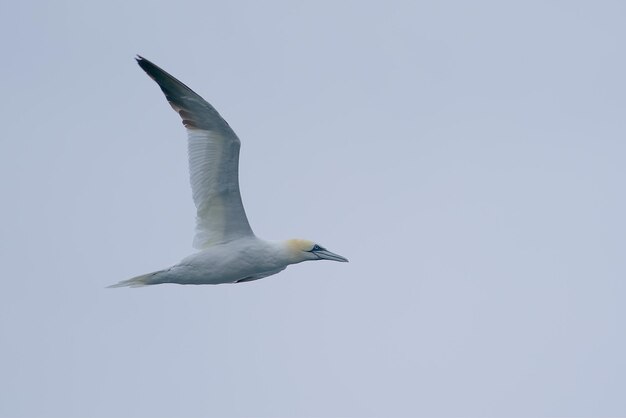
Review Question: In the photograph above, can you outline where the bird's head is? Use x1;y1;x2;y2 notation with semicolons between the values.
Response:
286;239;349;264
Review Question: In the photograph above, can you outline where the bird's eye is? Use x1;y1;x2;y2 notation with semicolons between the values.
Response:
311;244;325;252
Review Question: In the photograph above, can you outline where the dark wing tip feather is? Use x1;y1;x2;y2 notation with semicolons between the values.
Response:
135;55;198;97
135;55;213;130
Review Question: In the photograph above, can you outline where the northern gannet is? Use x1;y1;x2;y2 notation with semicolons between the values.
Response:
110;56;347;287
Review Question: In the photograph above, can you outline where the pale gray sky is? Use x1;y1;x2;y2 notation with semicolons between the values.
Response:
1;1;626;417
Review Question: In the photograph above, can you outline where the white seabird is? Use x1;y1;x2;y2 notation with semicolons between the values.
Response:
110;56;347;287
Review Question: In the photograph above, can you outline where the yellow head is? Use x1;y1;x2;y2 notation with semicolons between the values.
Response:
285;239;349;264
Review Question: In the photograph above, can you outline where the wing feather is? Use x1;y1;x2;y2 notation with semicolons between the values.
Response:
136;56;254;248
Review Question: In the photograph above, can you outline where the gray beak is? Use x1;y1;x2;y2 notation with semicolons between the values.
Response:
315;249;349;262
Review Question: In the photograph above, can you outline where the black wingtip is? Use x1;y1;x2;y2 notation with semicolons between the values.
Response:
135;55;159;75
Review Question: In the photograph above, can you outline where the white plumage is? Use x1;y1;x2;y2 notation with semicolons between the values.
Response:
187;129;251;248
109;56;347;287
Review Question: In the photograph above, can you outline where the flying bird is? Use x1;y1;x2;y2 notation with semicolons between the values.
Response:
110;56;347;287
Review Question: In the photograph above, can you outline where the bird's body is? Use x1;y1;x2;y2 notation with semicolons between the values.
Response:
109;57;347;288
114;238;288;286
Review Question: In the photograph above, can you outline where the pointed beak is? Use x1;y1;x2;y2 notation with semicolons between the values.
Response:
315;249;349;262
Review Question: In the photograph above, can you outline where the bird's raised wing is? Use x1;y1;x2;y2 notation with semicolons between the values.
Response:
136;56;254;249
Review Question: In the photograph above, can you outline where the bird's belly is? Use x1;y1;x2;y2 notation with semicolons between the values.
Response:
156;251;287;285
235;266;287;283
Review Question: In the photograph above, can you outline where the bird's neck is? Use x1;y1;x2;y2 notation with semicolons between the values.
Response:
267;239;308;265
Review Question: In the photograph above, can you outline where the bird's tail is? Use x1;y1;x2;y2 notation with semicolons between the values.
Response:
107;270;162;288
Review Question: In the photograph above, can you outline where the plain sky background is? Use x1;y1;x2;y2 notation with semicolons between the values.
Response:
1;1;625;417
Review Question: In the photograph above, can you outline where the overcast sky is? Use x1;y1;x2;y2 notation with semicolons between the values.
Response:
1;1;626;417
